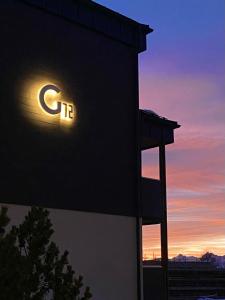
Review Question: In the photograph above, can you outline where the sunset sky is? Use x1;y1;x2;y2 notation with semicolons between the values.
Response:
96;0;225;258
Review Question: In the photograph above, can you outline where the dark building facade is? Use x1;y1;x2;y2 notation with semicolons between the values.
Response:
0;1;179;299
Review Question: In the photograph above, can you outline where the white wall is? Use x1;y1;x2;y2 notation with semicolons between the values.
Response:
1;204;138;300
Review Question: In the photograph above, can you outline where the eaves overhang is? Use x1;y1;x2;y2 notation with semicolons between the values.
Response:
140;109;181;150
20;0;153;53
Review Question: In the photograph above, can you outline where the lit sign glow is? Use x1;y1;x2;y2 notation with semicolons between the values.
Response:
39;84;74;121
21;76;76;131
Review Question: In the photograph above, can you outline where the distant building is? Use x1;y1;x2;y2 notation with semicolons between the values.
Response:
0;1;179;299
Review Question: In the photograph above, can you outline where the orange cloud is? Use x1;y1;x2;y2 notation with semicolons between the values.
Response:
140;73;225;259
143;220;225;259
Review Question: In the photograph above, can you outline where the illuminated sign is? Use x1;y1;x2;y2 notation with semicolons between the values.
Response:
21;75;76;130
39;84;74;120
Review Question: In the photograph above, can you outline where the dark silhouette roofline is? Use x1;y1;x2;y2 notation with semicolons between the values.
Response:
81;0;152;33
141;109;181;129
21;0;153;52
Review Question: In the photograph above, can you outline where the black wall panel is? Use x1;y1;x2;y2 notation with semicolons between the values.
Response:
0;1;139;216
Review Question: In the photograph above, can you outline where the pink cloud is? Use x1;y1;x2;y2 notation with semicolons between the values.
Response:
139;74;225;142
142;134;225;193
141;72;225;258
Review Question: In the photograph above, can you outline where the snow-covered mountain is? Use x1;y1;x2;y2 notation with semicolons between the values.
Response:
171;252;225;268
201;252;225;269
171;254;200;262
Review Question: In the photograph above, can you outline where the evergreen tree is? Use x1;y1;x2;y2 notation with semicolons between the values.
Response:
0;206;92;300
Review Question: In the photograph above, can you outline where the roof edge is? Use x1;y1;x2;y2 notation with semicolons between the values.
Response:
140;109;181;129
20;0;153;53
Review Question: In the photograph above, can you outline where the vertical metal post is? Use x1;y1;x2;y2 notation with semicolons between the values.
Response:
136;217;144;300
134;55;144;300
159;144;168;300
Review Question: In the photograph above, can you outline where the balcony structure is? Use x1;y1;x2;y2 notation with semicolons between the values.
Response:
140;109;180;300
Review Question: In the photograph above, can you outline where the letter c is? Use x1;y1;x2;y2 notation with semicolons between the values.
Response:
39;84;61;115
